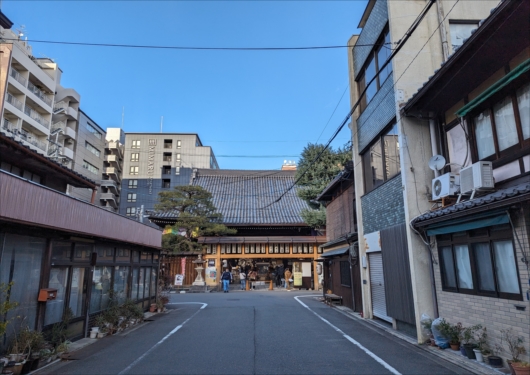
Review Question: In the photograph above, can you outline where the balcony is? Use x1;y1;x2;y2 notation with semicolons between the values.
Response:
53;101;78;120
104;167;121;183
2;118;19;134
24;105;50;129
60;147;74;160
51;121;76;139
105;154;122;167
27;81;53;108
10;68;27;87
6;93;24;112
99;193;118;209
106;141;124;158
101;179;119;195
18;128;47;152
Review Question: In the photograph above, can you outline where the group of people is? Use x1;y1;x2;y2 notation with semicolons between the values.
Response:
220;266;293;293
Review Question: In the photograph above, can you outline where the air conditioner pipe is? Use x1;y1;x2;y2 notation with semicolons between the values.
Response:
429;115;440;177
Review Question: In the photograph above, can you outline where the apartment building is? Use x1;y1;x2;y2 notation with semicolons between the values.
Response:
101;128;125;212
347;0;499;341
119;133;218;225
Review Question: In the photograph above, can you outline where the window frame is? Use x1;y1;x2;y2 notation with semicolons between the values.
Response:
128;180;138;189
82;160;99;175
127;193;137;203
129;166;139;175
130;153;139;162
162;179;170;188
131;140;141;149
86;123;102;139
85;141;100;157
340;261;351;287
437;226;522;301
126;207;136;217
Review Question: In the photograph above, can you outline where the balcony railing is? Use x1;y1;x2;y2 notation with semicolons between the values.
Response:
10;68;27;87
6;92;24;111
17;128;47;152
53;101;67;112
24;105;50;129
2;118;18;133
51;121;66;133
27;81;53;107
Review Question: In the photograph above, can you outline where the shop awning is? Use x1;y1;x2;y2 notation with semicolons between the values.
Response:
425;210;509;236
320;247;349;258
456;58;530;117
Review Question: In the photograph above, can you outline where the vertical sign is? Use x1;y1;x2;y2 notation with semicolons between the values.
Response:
147;139;156;194
181;257;186;278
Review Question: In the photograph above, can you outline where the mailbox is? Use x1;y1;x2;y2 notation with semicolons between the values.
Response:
38;288;58;302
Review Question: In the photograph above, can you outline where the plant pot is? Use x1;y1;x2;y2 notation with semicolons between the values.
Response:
21;359;34;375
90;331;97;339
97;332;107;338
450;343;460;351
473;349;483;362
460;346;467;356
511;362;530;375
149;304;157;313
508;361;517;375
6;361;25;375
30;358;40;371
488;355;503;368
430;338;437;347
463;344;477;359
91;327;99;333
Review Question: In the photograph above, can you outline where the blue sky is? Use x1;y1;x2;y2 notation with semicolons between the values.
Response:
3;1;366;170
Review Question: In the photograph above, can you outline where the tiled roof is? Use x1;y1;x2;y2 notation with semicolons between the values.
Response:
154;169;310;225
412;182;530;226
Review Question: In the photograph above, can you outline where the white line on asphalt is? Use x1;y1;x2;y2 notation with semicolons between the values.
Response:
118;303;207;375
294;296;401;375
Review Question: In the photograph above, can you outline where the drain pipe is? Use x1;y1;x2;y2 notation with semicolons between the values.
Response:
349;241;359;312
429;114;440;177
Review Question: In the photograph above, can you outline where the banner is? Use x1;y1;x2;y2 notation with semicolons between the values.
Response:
181;257;186;278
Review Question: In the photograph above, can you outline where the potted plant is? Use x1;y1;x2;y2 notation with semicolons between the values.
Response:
501;328;527;375
488;342;504;368
473;326;488;363
438;319;463;351
462;324;482;360
511;362;530;375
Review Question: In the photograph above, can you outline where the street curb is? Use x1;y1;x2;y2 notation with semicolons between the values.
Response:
327;303;507;375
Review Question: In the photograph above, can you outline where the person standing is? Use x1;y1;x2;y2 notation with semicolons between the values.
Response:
221;268;232;293
284;268;292;290
240;270;246;290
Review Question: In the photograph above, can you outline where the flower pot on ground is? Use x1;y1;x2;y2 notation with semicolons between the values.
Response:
463;343;477;359
473;349;483;362
450;343;460;351
511;362;530;375
501;328;527;367
460;346;467;356
149;304;157;313
89;331;97;339
488;355;503;367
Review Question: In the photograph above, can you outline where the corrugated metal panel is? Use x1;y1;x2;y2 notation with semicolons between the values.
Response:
0;171;161;248
369;252;392;323
381;224;416;325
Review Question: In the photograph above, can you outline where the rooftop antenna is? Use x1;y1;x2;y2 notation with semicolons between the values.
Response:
160;116;163;133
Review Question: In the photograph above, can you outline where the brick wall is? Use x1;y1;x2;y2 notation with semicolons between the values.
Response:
433;204;530;364
352;0;388;81
326;185;355;241
361;174;405;234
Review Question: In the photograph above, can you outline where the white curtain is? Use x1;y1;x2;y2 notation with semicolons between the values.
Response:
494;240;520;294
440;246;457;288
517;83;530;140
474;111;495;159
473;243;495;291
494;97;518;151
455;245;473;289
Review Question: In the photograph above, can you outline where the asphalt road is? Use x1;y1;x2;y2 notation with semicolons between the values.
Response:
38;291;470;375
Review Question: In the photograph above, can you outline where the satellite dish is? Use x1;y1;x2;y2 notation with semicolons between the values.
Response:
428;155;446;171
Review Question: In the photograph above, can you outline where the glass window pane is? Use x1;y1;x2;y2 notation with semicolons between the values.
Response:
131;268;139;300
474;111;495;159
150;268;157;300
138;268;146;299
454;245;473;289
52;241;72;261
370;139;384;188
68;267;86;318
516;83;530;139
493;240;520;294
113;266;129;303
132;250;140;263
494;97;518;151
97;246;114;261
377;32;392;84
144;267;151;298
384;124;400;180
116;248;131;263
472;243;495;291
45;267;69;326
73;243;92;262
440;246;457;288
365;56;377;103
90;266;112;313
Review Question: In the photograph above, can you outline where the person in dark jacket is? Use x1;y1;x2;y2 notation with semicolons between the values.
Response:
221;268;232;293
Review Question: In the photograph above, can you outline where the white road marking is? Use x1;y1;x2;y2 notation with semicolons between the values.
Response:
294;295;401;375
118;302;207;374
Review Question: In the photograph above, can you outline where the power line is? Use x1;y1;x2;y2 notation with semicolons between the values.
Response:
258;0;437;210
1;37;394;51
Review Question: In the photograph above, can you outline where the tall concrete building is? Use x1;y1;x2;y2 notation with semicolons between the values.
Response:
119;133;218;225
347;0;500;341
100;127;125;212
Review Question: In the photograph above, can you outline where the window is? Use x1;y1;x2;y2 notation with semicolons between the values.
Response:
449;21;479;50
128;180;138;189
130;153;139;162
176;140;182;148
82;160;99;175
162;179;170;188
126;207;136;217
127;193;137;202
163;153;172;162
131;140;140;149
85;141;100;157
471;82;530;162
357;28;392;112
340;261;351;287
163;139;172;149
437;225;521;300
129;166;139;175
175;166;180;175
162;166;171;175
86;123;102;139
362;123;400;193
176;153;181;161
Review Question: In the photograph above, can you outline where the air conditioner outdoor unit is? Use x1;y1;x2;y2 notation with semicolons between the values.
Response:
432;173;460;200
460;161;494;194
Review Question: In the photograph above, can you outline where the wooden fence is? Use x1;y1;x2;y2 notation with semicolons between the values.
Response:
160;256;198;286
